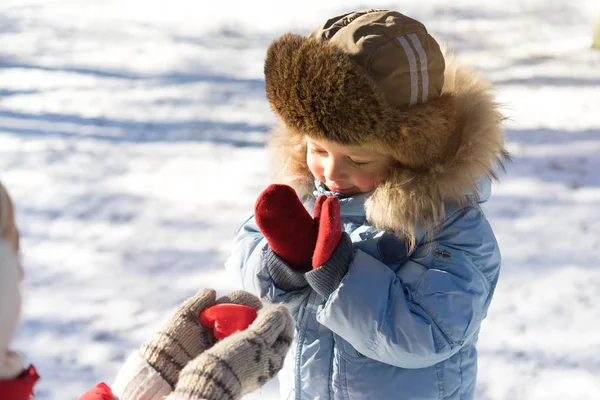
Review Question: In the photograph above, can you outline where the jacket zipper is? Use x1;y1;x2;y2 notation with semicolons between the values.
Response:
295;291;315;400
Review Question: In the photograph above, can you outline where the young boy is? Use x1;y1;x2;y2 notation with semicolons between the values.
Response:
226;9;508;399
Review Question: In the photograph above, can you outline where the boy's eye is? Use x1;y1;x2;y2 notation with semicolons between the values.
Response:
309;148;327;155
348;158;372;166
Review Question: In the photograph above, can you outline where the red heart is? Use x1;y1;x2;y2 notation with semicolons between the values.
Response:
79;382;113;400
199;303;258;340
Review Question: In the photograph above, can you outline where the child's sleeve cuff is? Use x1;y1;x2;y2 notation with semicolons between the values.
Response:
265;247;309;291
305;234;353;299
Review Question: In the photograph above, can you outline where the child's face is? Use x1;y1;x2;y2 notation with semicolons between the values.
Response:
306;136;395;196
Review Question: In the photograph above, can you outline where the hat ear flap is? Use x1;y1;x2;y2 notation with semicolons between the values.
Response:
264;33;305;121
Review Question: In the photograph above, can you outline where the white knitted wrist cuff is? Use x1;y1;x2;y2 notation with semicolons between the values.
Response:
164;394;192;400
111;352;173;400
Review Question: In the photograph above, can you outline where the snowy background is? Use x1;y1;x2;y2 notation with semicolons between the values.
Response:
1;0;599;399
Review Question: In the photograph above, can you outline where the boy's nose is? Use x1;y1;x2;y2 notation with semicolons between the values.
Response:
324;158;347;181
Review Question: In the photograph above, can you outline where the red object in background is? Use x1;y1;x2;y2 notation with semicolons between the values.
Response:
199;303;258;340
78;382;113;400
0;365;39;400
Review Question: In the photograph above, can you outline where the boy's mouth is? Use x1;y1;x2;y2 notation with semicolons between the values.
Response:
327;184;356;194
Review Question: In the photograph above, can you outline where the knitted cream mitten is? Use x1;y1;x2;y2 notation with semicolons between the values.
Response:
138;290;264;390
169;303;294;400
112;290;263;400
137;289;217;390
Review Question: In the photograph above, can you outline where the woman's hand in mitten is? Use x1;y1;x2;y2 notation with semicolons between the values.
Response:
135;288;218;390
254;184;327;270
169;303;294;400
106;291;263;400
137;289;265;390
306;196;354;299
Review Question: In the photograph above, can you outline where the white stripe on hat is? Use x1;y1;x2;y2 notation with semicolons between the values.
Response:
396;36;419;107
408;33;429;103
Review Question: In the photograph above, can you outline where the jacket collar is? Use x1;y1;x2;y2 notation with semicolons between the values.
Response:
310;180;369;218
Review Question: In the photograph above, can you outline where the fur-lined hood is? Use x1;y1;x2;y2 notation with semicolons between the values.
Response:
267;52;509;245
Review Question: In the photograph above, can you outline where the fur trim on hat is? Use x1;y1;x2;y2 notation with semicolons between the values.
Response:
265;34;467;170
266;37;509;246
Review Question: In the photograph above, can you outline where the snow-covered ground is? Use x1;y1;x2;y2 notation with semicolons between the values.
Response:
1;1;599;399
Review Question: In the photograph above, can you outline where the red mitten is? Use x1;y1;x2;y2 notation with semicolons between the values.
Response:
199;303;258;340
312;196;343;269
312;194;328;226
255;184;323;269
79;382;113;400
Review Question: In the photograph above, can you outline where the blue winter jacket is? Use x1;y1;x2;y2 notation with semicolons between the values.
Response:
225;178;500;400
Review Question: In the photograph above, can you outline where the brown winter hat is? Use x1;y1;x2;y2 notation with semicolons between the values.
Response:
311;10;445;110
264;9;455;170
